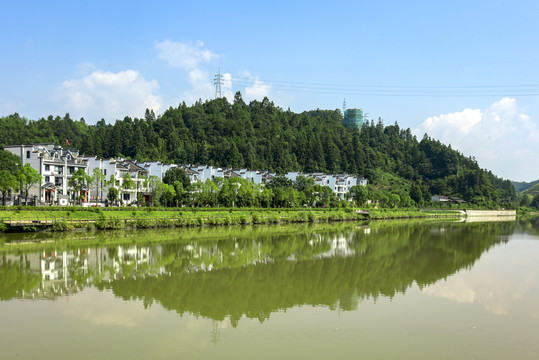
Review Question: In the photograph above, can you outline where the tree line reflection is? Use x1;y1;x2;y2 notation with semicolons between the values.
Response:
1;220;528;325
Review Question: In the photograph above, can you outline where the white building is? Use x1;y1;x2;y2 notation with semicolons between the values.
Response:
4;144;88;205
87;157;149;205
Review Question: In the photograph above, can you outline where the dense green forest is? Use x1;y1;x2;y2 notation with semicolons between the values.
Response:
0;93;516;207
512;180;539;193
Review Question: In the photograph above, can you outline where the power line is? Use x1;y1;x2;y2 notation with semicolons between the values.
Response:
227;80;539;97
230;76;539;89
227;76;539;97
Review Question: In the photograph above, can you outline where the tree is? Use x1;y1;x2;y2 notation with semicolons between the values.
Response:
158;182;176;207
293;175;315;192
136;172;148;205
108;187;119;206
122;173;136;204
0;150;21;206
349;185;369;206
106;174;120;205
163;167;190;190
174;181;185;207
17;164;42;205
92;168;106;204
266;175;293;190
531;193;539;210
257;186;273;208
0;170;18;205
0;150;21;174
410;183;424;207
69;168;92;205
313;185;333;207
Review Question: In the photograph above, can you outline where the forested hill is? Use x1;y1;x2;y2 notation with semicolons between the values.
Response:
512;180;539;193
0;93;515;206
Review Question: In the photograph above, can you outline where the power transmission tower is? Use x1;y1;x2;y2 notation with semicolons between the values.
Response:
214;68;223;99
342;98;346;117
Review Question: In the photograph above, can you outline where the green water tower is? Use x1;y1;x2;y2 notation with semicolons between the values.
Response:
343;108;364;129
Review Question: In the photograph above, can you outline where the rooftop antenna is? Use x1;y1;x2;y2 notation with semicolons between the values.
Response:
214;68;223;99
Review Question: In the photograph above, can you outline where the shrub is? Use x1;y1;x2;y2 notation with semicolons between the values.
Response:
52;218;72;231
269;213;280;223
136;217;153;228
95;214;107;229
239;215;249;225
252;213;261;224
0;220;8;232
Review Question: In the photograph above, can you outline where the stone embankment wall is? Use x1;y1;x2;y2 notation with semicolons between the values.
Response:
465;210;516;217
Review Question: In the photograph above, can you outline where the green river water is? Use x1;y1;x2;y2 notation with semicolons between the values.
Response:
1;218;538;359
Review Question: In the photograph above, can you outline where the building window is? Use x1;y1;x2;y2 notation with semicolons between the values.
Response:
68;167;74;174
55;177;63;186
327;180;330;184
45;164;50;171
45;176;50;183
123;193;130;201
26;150;30;158
103;169;107;176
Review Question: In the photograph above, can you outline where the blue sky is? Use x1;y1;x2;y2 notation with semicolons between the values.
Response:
2;0;539;181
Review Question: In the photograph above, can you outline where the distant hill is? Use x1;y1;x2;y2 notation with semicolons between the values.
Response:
0;95;515;206
512;180;539;193
521;183;539;197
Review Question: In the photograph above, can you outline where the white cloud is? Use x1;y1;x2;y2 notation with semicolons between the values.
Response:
415;98;539;181
222;72;234;100
241;71;271;101
74;62;97;76
54;69;162;123
154;40;272;105
182;69;215;103
155;40;219;70
60;288;154;328
422;239;539;316
0;98;25;115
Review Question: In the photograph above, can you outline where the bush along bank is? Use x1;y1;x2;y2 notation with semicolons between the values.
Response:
0;207;463;233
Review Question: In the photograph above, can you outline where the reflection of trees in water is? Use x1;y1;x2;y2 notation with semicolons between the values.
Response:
106;221;513;326
0;220;526;324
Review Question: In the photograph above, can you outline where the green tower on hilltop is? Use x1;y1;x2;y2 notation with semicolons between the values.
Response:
343;108;364;129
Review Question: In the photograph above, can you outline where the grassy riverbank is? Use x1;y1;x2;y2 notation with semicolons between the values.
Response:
0;206;463;233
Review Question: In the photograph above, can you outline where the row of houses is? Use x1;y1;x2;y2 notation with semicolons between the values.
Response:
3;143;367;206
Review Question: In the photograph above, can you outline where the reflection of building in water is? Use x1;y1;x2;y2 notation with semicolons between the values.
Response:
19;250;90;299
112;246;166;278
41;250;88;281
12;245;166;299
313;233;355;258
182;241;271;272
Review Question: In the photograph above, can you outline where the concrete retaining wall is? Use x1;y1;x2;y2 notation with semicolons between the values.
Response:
465;210;516;217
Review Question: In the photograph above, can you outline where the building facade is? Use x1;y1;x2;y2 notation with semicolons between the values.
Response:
343;108;364;129
3;143;367;206
4;144;88;205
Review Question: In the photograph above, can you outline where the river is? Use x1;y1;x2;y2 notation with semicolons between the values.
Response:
1;218;538;359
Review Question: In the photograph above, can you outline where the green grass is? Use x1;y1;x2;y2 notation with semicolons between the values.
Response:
0;206;462;233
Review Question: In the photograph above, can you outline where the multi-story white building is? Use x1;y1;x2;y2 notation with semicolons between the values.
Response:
3;143;367;205
4;144;88;205
135;161;178;181
86;157;150;205
282;171;367;200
